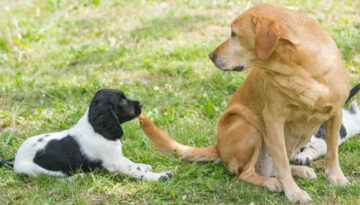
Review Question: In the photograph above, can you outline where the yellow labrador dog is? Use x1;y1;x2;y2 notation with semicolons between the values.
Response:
139;4;349;203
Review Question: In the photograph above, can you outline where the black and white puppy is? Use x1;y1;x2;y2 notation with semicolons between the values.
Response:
291;84;360;165
0;89;173;181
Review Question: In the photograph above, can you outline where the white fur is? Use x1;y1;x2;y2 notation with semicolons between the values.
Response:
14;109;172;181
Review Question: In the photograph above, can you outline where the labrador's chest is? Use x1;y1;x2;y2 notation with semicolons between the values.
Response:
266;73;339;156
284;105;334;157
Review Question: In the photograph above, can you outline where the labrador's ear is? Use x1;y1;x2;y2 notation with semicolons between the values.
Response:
88;101;123;140
254;17;282;60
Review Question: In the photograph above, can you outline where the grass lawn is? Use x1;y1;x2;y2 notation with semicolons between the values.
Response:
0;0;359;204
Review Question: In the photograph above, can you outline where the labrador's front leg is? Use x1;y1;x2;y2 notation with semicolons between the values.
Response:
324;109;348;185
263;111;311;203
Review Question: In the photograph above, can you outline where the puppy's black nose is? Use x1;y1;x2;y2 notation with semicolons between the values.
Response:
209;52;216;60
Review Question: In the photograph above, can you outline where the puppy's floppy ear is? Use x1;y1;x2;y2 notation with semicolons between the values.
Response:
88;101;123;140
254;17;282;60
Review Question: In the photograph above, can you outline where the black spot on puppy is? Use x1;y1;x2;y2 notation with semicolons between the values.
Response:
33;135;102;176
137;167;141;171
159;172;173;182
314;124;326;139
166;172;173;178
340;124;347;139
159;176;168;182
315;123;348;140
44;134;50;137
38;138;43;142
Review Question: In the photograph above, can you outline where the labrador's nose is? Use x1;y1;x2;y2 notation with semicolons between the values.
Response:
208;52;217;63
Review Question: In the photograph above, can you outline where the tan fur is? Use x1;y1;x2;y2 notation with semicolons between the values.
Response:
139;4;349;203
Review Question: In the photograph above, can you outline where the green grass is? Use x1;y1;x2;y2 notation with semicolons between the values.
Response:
0;0;359;204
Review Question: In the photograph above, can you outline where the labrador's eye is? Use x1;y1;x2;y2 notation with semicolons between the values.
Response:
121;98;126;104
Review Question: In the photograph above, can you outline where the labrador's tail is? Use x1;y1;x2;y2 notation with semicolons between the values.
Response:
139;114;220;162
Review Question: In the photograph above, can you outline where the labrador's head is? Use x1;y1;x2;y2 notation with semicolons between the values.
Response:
209;4;293;72
88;89;142;140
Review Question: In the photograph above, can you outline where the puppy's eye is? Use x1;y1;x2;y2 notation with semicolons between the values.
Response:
120;99;126;104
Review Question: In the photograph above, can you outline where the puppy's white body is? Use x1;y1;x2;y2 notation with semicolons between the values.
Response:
14;131;69;177
14;108;172;181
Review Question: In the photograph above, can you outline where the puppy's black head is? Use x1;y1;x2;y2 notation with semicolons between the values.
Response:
88;89;142;140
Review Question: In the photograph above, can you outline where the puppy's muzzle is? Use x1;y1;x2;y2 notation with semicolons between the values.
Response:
134;101;142;115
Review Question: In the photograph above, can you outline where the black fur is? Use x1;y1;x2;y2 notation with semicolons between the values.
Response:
33;135;102;176
88;89;142;141
314;124;326;139
0;158;14;168
340;124;347;139
345;83;360;104
314;119;348;140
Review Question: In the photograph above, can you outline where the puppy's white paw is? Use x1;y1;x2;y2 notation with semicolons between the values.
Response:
141;171;173;182
291;166;317;180
291;152;313;165
263;178;283;192
158;171;173;182
137;163;152;171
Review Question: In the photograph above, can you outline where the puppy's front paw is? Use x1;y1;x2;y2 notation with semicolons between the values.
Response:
159;171;173;182
291;152;313;165
137;163;152;171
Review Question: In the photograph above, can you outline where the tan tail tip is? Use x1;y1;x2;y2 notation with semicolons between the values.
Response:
138;114;146;120
138;114;150;127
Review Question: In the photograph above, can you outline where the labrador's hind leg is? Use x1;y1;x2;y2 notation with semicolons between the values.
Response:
236;143;282;193
218;115;282;192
